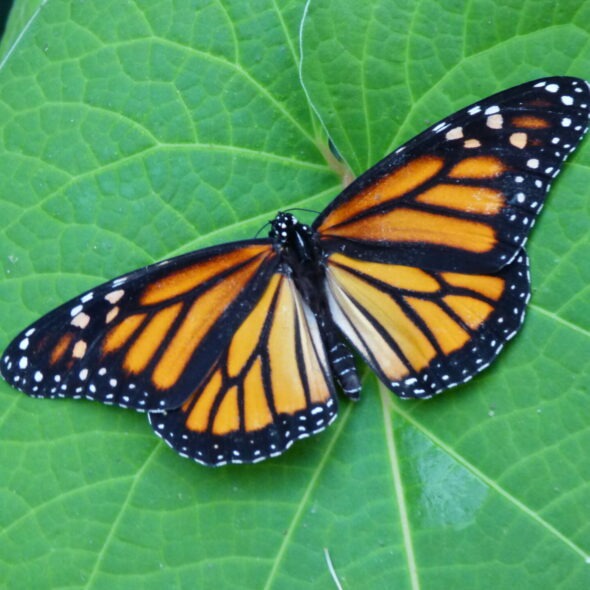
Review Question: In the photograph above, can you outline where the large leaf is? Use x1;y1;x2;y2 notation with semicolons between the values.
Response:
1;0;589;588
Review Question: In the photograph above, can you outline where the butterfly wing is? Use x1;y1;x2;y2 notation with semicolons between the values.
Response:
1;241;279;411
325;250;529;398
315;77;590;272
149;272;338;466
316;77;590;398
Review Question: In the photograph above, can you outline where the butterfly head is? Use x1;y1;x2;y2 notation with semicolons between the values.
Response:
269;211;312;245
269;211;300;244
269;211;317;266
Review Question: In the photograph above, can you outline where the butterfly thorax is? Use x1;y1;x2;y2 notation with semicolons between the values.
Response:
269;212;324;294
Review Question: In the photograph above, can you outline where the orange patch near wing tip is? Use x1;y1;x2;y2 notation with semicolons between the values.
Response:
512;115;550;129
50;332;74;364
448;155;507;179
330;253;441;293
416;184;505;215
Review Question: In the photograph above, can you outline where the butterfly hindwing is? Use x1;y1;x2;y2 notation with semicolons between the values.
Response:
315;77;590;273
149;272;338;466
324;250;530;398
1;241;278;411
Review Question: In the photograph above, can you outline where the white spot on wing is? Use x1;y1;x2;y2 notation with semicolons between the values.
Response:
71;312;91;329
486;114;503;129
464;139;481;149
105;289;125;304
105;307;119;323
70;304;83;317
72;340;87;359
509;132;527;149
445;126;463;140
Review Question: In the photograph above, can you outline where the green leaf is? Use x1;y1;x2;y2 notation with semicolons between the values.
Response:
1;0;589;588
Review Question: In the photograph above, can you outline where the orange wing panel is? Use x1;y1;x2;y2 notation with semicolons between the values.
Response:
330;253;440;292
243;358;273;431
268;280;308;414
511;115;550;128
185;369;223;432
125;303;182;373
448;156;506;179
319;156;444;230
227;274;280;377
50;333;74;365
212;386;240;435
404;297;469;354
443;295;494;330
441;272;505;300
416;184;504;215
140;244;270;305
152;257;268;390
324;208;497;253
329;264;437;370
181;272;335;441
326;275;411;382
325;251;527;397
103;314;146;354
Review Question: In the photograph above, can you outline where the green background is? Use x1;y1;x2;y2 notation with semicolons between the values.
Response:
1;0;589;588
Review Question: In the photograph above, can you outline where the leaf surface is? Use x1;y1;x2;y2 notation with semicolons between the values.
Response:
1;1;589;588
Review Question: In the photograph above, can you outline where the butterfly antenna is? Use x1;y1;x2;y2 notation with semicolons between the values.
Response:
283;207;321;220
255;219;272;238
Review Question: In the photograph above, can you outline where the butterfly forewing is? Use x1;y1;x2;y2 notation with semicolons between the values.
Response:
1;241;278;411
315;77;590;273
149;272;338;466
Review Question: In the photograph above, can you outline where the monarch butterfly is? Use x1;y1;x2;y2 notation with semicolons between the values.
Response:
2;77;589;466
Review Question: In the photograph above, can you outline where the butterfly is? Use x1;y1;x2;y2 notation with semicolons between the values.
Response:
2;77;589;466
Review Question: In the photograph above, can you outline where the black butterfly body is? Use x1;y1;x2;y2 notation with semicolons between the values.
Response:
2;77;589;465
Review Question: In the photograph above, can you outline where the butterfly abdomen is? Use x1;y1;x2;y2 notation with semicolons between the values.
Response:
269;212;362;399
325;338;361;400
